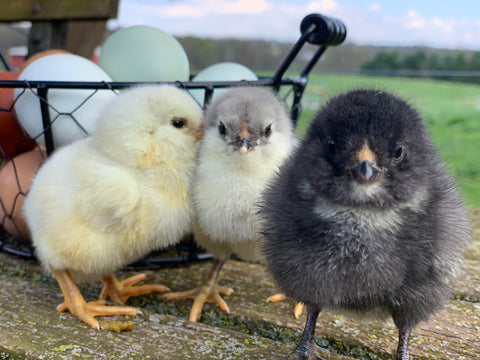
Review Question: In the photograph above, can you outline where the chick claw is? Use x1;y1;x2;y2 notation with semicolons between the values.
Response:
267;293;305;319
99;273;171;304
56;297;139;330
51;267;140;330
164;284;234;322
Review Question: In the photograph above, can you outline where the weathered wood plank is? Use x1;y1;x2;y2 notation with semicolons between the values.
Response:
0;254;349;360
0;0;119;22
147;257;480;360
0;208;478;359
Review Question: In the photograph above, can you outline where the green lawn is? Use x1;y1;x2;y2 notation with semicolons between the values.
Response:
289;73;480;208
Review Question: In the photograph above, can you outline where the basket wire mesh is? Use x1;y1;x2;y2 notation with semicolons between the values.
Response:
0;13;346;268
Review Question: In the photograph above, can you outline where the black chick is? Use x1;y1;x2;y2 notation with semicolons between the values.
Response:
260;89;470;360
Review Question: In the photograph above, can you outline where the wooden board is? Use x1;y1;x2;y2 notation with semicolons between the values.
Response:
0;0;119;22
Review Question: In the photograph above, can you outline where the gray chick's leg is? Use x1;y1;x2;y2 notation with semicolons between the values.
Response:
395;329;411;360
282;303;325;360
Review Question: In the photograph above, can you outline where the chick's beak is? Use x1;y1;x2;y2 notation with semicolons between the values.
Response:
237;138;253;154
352;160;379;183
235;120;254;154
351;141;379;183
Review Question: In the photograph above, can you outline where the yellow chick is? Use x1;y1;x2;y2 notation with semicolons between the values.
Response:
23;85;203;329
165;87;295;322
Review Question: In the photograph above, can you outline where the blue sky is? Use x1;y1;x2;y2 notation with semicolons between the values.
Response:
109;0;480;50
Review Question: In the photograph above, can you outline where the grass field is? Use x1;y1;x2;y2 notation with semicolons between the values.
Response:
288;73;480;207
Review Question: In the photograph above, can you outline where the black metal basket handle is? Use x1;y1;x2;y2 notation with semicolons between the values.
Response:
300;13;347;46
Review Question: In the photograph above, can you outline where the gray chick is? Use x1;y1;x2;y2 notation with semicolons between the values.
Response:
261;89;470;360
165;86;295;322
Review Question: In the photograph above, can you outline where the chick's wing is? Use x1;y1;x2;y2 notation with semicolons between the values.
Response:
72;151;141;232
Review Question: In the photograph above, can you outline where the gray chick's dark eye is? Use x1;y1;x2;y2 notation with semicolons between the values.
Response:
171;117;186;129
264;124;272;138
218;121;226;136
393;144;405;161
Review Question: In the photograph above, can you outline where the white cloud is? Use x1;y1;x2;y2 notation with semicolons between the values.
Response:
111;0;480;50
405;10;426;29
134;0;273;19
218;0;272;14
306;0;339;13
368;3;381;12
432;17;453;34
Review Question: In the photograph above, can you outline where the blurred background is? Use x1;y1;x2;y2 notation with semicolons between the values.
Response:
1;0;479;207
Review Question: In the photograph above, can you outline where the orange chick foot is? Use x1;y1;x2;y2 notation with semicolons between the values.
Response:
100;273;171;304
50;267;140;330
267;293;305;319
164;283;234;322
56;298;139;330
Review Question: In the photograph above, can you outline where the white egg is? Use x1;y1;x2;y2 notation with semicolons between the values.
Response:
189;62;258;106
14;53;116;148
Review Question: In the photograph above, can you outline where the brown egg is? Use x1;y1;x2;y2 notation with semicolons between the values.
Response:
0;71;36;159
0;147;46;240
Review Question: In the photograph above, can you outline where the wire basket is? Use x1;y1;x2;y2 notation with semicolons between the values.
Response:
0;13;346;267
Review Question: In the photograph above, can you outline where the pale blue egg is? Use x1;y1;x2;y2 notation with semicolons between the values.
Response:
98;25;189;82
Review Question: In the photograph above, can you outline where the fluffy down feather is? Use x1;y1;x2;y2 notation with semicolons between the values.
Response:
165;87;295;321
24;85;203;329
260;89;471;359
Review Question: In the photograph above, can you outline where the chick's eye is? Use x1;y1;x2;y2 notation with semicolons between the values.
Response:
218;121;226;136
326;137;336;156
393;144;405;161
264;124;272;138
171;118;186;129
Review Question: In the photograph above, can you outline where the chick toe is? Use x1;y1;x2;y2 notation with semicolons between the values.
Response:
267;293;305;319
99;273;171;304
52;268;139;329
165;283;234;322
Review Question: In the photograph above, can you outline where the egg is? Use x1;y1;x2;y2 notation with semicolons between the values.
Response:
0;147;46;240
0;71;36;159
14;53;116;148
189;62;258;105
98;25;189;82
20;49;70;73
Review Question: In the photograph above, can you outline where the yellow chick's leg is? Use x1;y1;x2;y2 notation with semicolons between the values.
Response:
99;273;171;304
50;267;140;330
164;258;233;322
267;293;305;319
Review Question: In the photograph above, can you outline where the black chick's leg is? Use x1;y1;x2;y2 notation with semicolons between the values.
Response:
282;303;325;360
396;329;411;360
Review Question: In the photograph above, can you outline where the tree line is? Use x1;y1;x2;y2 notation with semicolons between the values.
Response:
177;36;480;83
361;50;480;72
